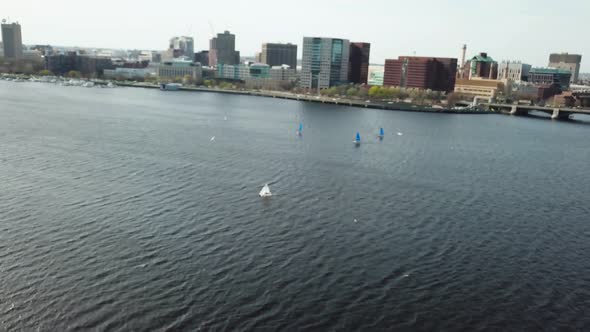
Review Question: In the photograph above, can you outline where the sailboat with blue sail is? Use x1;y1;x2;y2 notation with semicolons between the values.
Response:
378;127;384;139
354;132;361;146
297;122;303;136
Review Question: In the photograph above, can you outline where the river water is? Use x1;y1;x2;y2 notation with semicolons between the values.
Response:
1;81;590;331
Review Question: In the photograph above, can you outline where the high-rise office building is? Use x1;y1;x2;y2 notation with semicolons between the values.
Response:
300;37;350;89
548;53;582;84
383;56;457;92
209;31;240;67
194;50;209;67
348;42;371;84
169;36;194;61
260;43;297;69
1;21;23;60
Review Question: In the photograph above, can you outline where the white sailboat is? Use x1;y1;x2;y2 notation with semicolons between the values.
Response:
259;184;272;197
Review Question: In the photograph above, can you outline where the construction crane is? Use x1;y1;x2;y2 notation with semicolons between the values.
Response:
208;21;216;39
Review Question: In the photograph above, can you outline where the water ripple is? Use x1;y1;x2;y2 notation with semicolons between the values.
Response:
1;82;590;331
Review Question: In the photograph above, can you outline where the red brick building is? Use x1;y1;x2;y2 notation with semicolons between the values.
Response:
383;56;457;92
348;42;371;84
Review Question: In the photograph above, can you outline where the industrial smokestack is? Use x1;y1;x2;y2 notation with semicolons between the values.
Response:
461;44;467;67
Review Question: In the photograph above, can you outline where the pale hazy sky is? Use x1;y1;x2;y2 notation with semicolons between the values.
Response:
4;0;589;70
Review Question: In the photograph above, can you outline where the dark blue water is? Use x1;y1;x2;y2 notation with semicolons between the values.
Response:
1;81;590;331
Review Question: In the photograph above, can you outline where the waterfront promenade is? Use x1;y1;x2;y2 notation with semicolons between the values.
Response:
117;81;487;115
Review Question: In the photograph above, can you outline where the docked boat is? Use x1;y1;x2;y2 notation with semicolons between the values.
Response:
160;83;182;91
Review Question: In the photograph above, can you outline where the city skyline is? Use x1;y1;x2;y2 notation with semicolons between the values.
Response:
4;0;589;70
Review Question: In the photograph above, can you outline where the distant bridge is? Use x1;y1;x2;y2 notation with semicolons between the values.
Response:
482;103;590;120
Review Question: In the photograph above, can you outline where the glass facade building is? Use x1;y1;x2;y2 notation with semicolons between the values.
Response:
300;37;350;89
209;31;240;67
348;42;371;85
260;43;297;69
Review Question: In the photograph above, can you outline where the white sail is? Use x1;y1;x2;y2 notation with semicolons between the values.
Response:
259;184;272;197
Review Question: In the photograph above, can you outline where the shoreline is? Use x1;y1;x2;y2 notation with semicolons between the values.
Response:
118;82;490;115
0;73;488;114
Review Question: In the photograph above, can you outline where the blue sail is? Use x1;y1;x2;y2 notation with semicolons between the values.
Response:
380;127;384;136
356;132;361;142
299;123;303;132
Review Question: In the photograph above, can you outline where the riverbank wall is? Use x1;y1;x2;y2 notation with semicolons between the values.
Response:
117;82;490;115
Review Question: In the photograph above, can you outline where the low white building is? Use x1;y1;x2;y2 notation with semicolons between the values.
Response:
218;63;297;90
138;51;155;62
157;59;202;83
23;50;43;63
217;63;251;80
104;67;155;80
269;65;297;81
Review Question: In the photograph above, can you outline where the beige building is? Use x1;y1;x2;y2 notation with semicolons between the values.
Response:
157;60;202;83
497;61;531;83
454;78;505;100
548;53;582;84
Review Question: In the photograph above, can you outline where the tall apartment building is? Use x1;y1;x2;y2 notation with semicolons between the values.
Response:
209;31;240;67
300;37;350;89
383;56;457;92
169;36;194;61
497;61;531;83
348;42;371;85
1;21;23;60
260;43;297;69
548;53;582;84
